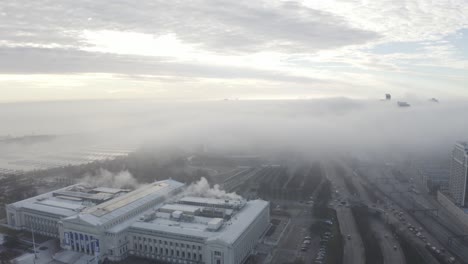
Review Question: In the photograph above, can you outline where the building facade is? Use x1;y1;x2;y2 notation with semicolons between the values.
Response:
6;184;130;238
449;142;468;206
6;179;270;264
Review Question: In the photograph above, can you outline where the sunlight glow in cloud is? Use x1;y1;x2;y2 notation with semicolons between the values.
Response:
0;0;467;102
82;30;198;59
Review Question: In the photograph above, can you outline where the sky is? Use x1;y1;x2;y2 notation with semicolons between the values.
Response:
0;0;467;102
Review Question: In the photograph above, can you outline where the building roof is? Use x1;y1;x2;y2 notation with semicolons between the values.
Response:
65;179;184;226
212;200;268;244
179;196;245;209
130;199;269;245
92;187;127;194
8;185;90;217
160;204;201;214
11;178;269;247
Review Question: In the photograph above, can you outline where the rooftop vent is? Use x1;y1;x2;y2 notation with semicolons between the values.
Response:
207;218;223;231
172;210;183;219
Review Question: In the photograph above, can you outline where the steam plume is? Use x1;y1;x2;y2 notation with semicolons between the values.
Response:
79;169;141;189
183;177;242;200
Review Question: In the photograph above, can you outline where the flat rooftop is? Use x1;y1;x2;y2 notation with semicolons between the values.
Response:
86;182;169;217
92;187;128;194
67;179;185;225
9;184;129;217
131;199;269;244
11;179;268;245
179;196;246;209
160;204;202;214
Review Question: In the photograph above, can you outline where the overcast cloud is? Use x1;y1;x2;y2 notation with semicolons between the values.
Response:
0;0;467;101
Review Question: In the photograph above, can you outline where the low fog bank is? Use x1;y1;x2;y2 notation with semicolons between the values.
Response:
1;98;467;160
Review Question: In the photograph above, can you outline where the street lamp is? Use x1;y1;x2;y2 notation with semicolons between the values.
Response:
28;222;38;264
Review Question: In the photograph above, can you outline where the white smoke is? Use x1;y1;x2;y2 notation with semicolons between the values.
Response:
183;177;242;200
79;169;141;189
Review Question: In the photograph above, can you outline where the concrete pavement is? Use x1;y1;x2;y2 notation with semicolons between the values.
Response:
326;163;365;264
335;207;365;264
371;220;405;264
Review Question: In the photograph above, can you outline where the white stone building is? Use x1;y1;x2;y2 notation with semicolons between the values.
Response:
6;184;130;238
6;179;270;264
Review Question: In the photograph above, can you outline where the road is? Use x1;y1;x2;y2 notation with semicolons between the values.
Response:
338;162;406;264
371;220;405;264
386;169;467;257
349;174;406;264
335;208;365;264
362;164;463;263
403;165;468;234
326;163;365;264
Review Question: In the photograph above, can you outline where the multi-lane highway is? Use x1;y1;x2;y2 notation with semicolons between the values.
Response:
371;220;406;264
326;164;365;264
351;179;406;263
335;208;365;264
338;162;406;264
362;164;465;264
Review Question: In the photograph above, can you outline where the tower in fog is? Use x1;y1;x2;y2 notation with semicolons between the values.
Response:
449;142;468;206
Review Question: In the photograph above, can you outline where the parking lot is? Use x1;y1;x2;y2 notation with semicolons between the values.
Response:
270;202;318;264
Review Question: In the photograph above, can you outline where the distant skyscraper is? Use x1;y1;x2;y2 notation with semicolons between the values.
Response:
397;101;410;107
449;142;468;206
